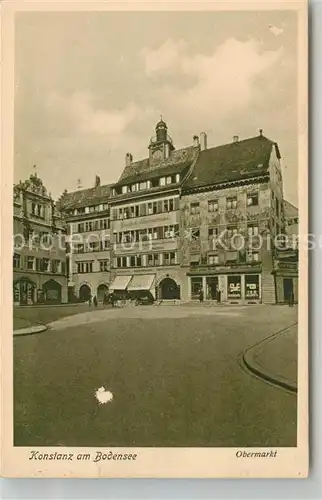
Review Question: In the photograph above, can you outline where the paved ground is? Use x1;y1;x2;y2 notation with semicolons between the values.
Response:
14;304;298;448
13;303;109;330
244;324;297;392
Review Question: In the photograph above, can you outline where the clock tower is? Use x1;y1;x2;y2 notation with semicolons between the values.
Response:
148;117;175;162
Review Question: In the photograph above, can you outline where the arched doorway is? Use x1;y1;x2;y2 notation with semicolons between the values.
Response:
79;284;91;302
158;278;180;300
43;279;62;304
97;283;109;302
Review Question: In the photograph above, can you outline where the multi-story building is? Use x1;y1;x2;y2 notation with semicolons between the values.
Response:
180;131;292;304
13;173;68;305
58;176;111;302
58;118;298;305
272;199;299;304
108;118;200;300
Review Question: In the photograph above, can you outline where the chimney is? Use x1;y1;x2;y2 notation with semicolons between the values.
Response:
233;135;239;143
193;135;199;147
200;132;207;151
95;175;101;187
125;152;133;167
259;129;263;137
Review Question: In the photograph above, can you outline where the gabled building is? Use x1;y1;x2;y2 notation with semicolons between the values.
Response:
13;173;68;305
180;131;294;304
56;118;298;305
108;119;200;300
58;177;112;302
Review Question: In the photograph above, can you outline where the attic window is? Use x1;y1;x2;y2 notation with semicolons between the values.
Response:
257;163;263;168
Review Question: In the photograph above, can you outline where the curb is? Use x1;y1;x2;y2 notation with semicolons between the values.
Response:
13;324;48;337
242;323;298;394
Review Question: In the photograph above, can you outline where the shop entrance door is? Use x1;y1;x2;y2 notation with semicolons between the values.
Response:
283;278;293;303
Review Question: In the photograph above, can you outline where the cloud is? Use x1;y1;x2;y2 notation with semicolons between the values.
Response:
142;38;283;129
46;91;140;136
141;39;186;76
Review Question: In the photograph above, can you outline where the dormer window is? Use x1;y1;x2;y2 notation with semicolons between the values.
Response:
122;186;127;194
160;177;166;186
139;181;147;191
175;174;180;183
166;176;172;185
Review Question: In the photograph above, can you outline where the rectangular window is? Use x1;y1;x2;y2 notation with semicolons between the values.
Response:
137;255;142;267
148;203;153;215
130;256;136;267
208;200;218;212
77;223;85;233
166;176;172;185
122;257;127;268
247;251;259;262
160;177;166;186
88;241;99;252
226;197;237;209
42;258;50;272
170;252;176;265
208;227;218;237
147;254;159;266
208;254;219;265
227;275;241;299
122;186;127;194
190;202;200;214
191;228;200;239
190;277;202;300
245;274;260;299
227;226;238;238
100;239;110;251
13;253;21;269
163;253;170;266
117;257;122;268
52;260;61;274
164;200;169;212
169;199;174;211
139;182;147;191
247;225;259;236
99;260;109;272
247;193;259;207
36;258;42;271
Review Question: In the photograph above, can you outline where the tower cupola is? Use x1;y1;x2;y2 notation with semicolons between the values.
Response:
148;116;175;162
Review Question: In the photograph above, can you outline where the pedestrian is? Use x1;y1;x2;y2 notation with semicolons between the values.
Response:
217;287;222;304
199;289;204;303
103;293;108;307
288;290;294;307
93;295;98;307
88;294;92;307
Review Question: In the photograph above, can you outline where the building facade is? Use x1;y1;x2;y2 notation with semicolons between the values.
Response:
59;119;298;305
13;174;68;305
108;119;199;300
58;178;111;302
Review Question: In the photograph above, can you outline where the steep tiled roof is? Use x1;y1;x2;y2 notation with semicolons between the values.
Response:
118;146;198;185
58;184;112;209
183;135;280;191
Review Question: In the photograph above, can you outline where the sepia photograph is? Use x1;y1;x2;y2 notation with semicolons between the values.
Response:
1;0;308;478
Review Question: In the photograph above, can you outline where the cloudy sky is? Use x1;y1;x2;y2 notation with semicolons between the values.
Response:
14;10;298;204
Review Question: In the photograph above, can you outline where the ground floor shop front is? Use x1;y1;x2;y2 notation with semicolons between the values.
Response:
13;272;68;305
187;272;262;304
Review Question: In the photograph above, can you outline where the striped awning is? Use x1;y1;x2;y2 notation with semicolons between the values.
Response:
109;275;132;291
127;274;156;291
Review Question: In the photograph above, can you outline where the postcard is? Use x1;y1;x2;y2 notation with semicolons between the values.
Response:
0;0;308;478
